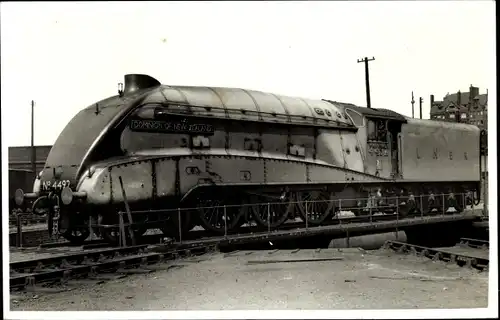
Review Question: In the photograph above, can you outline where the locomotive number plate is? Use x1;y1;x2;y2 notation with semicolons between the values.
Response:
41;180;71;191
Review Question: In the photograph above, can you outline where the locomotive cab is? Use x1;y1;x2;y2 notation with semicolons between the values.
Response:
339;103;407;179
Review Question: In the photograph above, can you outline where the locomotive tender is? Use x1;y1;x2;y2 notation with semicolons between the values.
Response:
14;74;481;244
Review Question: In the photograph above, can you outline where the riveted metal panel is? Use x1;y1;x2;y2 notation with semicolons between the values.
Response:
177;158;208;194
109;161;153;203
265;160;307;183
228;157;265;184
246;90;289;123
131;85;358;130
121;127;190;154
159;87;188;104
141;90;168;105
75;168;110;205
230;128;261;154
339;132;365;172
290;127;315;159
209;128;227;150
193;156;266;188
211;87;261;121
354;126;368;161
262;126;288;155
276;95;313;119
174;86;224;117
400;118;480;181
302;98;335;123
155;158;178;197
316;130;345;167
306;164;348;183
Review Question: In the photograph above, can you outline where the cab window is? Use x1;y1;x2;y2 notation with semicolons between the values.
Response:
367;119;387;142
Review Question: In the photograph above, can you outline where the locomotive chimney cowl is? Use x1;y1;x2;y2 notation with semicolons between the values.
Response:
457;90;461;105
123;74;161;95
430;94;434;106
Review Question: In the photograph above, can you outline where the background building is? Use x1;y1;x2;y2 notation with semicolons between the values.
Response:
429;85;488;155
429;85;488;129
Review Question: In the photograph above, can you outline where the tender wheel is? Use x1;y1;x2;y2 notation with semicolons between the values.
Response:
197;193;244;234
296;190;335;225
250;192;294;229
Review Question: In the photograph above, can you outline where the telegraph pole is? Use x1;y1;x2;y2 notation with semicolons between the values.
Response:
411;91;415;118
31;100;36;174
419;97;423;119
357;57;375;108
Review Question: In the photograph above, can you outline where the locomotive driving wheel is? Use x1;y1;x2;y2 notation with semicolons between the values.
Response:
250;192;294;229
197;193;244;234
296;190;336;225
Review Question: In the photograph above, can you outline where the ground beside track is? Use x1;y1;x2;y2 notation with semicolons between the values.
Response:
10;247;488;310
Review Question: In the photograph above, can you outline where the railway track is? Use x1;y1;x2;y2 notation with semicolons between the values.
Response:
10;243;217;292
383;240;489;271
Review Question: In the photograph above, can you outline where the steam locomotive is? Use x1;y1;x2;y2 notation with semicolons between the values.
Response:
14;74;482;244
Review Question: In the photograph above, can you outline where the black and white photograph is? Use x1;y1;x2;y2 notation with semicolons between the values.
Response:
1;1;496;319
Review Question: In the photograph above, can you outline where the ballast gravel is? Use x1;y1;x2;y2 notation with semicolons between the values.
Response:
10;247;488;311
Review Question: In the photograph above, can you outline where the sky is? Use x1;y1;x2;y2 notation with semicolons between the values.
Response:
0;1;496;147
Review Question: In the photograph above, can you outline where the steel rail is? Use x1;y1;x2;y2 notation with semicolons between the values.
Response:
383;240;489;271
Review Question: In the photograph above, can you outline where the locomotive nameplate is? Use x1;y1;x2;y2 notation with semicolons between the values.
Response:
129;118;215;135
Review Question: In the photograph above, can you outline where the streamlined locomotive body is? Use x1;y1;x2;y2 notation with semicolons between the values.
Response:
15;74;482;244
